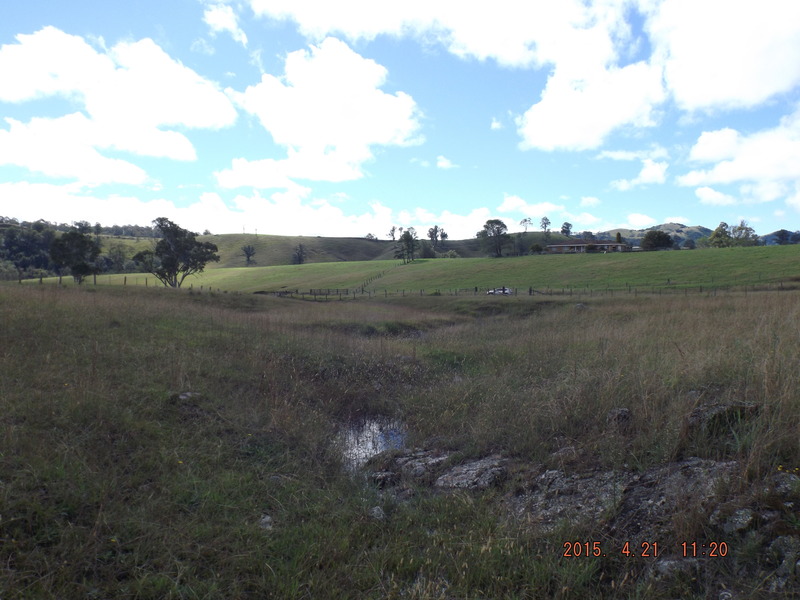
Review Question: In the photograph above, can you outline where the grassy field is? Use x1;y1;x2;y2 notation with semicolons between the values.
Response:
51;243;800;295
1;283;798;598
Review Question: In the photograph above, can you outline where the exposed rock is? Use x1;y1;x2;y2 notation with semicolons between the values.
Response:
574;303;588;311
606;407;632;432
370;471;399;488
434;456;507;490
393;449;452;480
368;506;386;521
769;536;800;577
609;458;739;546
722;508;755;534
511;468;632;532
259;514;273;531
686;402;760;433
650;557;700;581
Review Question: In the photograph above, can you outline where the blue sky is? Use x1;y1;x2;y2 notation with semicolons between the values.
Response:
2;0;800;239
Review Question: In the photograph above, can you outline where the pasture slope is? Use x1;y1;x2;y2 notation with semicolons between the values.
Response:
77;244;800;294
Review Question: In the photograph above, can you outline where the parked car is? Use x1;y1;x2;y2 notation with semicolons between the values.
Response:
487;287;512;295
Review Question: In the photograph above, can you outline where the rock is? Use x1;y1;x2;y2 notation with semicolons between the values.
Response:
435;456;507;490
368;506;385;521
606;407;632;432
574;303;588;311
609;458;739;546
650;557;700;581
723;508;755;534
769;536;800;577
259;514;273;530
771;472;800;497
686;402;760;433
510;468;633;532
393;450;452;480
370;471;399;488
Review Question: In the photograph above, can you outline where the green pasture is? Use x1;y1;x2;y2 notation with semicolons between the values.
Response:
43;244;800;294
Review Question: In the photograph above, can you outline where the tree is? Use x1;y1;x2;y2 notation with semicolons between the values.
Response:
395;228;419;263
427;225;440;248
50;229;101;283
730;220;759;246
615;232;624;244
439;229;448;247
581;230;595;241
365;233;377;240
477;219;509;257
1;225;54;281
293;244;306;264
519;217;532;233
133;218;219;288
241;244;256;266
640;229;673;251
540;216;551;242
107;242;130;272
708;222;733;248
561;222;572;237
774;229;792;245
388;226;397;241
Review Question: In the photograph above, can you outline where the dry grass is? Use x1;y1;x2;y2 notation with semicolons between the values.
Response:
1;284;798;598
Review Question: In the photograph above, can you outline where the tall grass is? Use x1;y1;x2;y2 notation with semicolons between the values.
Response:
1;285;797;598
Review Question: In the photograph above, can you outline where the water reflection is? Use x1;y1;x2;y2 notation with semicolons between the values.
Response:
340;418;406;470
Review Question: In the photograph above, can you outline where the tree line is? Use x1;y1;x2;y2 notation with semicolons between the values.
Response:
0;217;218;285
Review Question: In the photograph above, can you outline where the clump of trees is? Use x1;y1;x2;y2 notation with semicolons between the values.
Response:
702;221;760;247
50;228;102;283
640;230;673;251
133;218;219;288
476;219;509;257
394;227;419;263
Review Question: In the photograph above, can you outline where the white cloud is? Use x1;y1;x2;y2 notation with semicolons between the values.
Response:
580;196;600;207
204;3;248;47
611;159;668;191
517;60;665;151
191;38;215;55
490;117;503;130
436;155;458;169
678;106;800;188
497;194;564;216
664;215;689;224
0;114;148;185
626;213;657;228
228;37;422;183
645;0;800;111
597;145;669;161
695;186;738;206
0;27;237;184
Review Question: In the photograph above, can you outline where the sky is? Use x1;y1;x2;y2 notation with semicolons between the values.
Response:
2;1;800;240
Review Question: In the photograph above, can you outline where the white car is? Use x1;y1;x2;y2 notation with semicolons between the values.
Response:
487;287;512;295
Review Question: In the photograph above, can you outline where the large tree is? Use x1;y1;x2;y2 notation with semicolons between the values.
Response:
395;227;419;263
560;222;573;237
133;218;219;288
427;225;441;248
1;224;55;282
640;229;673;251
477;219;509;257
540;216;551;242
49;229;101;284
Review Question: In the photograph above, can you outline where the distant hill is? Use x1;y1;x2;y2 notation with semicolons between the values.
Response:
599;223;712;247
195;231;558;268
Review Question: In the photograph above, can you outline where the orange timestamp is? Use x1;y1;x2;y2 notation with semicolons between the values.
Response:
562;541;729;558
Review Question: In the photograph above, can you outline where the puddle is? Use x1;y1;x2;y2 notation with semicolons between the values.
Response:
340;418;407;470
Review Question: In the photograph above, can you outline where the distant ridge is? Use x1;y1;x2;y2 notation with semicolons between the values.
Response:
598;222;713;246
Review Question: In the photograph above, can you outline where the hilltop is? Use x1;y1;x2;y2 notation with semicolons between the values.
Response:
600;222;713;246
